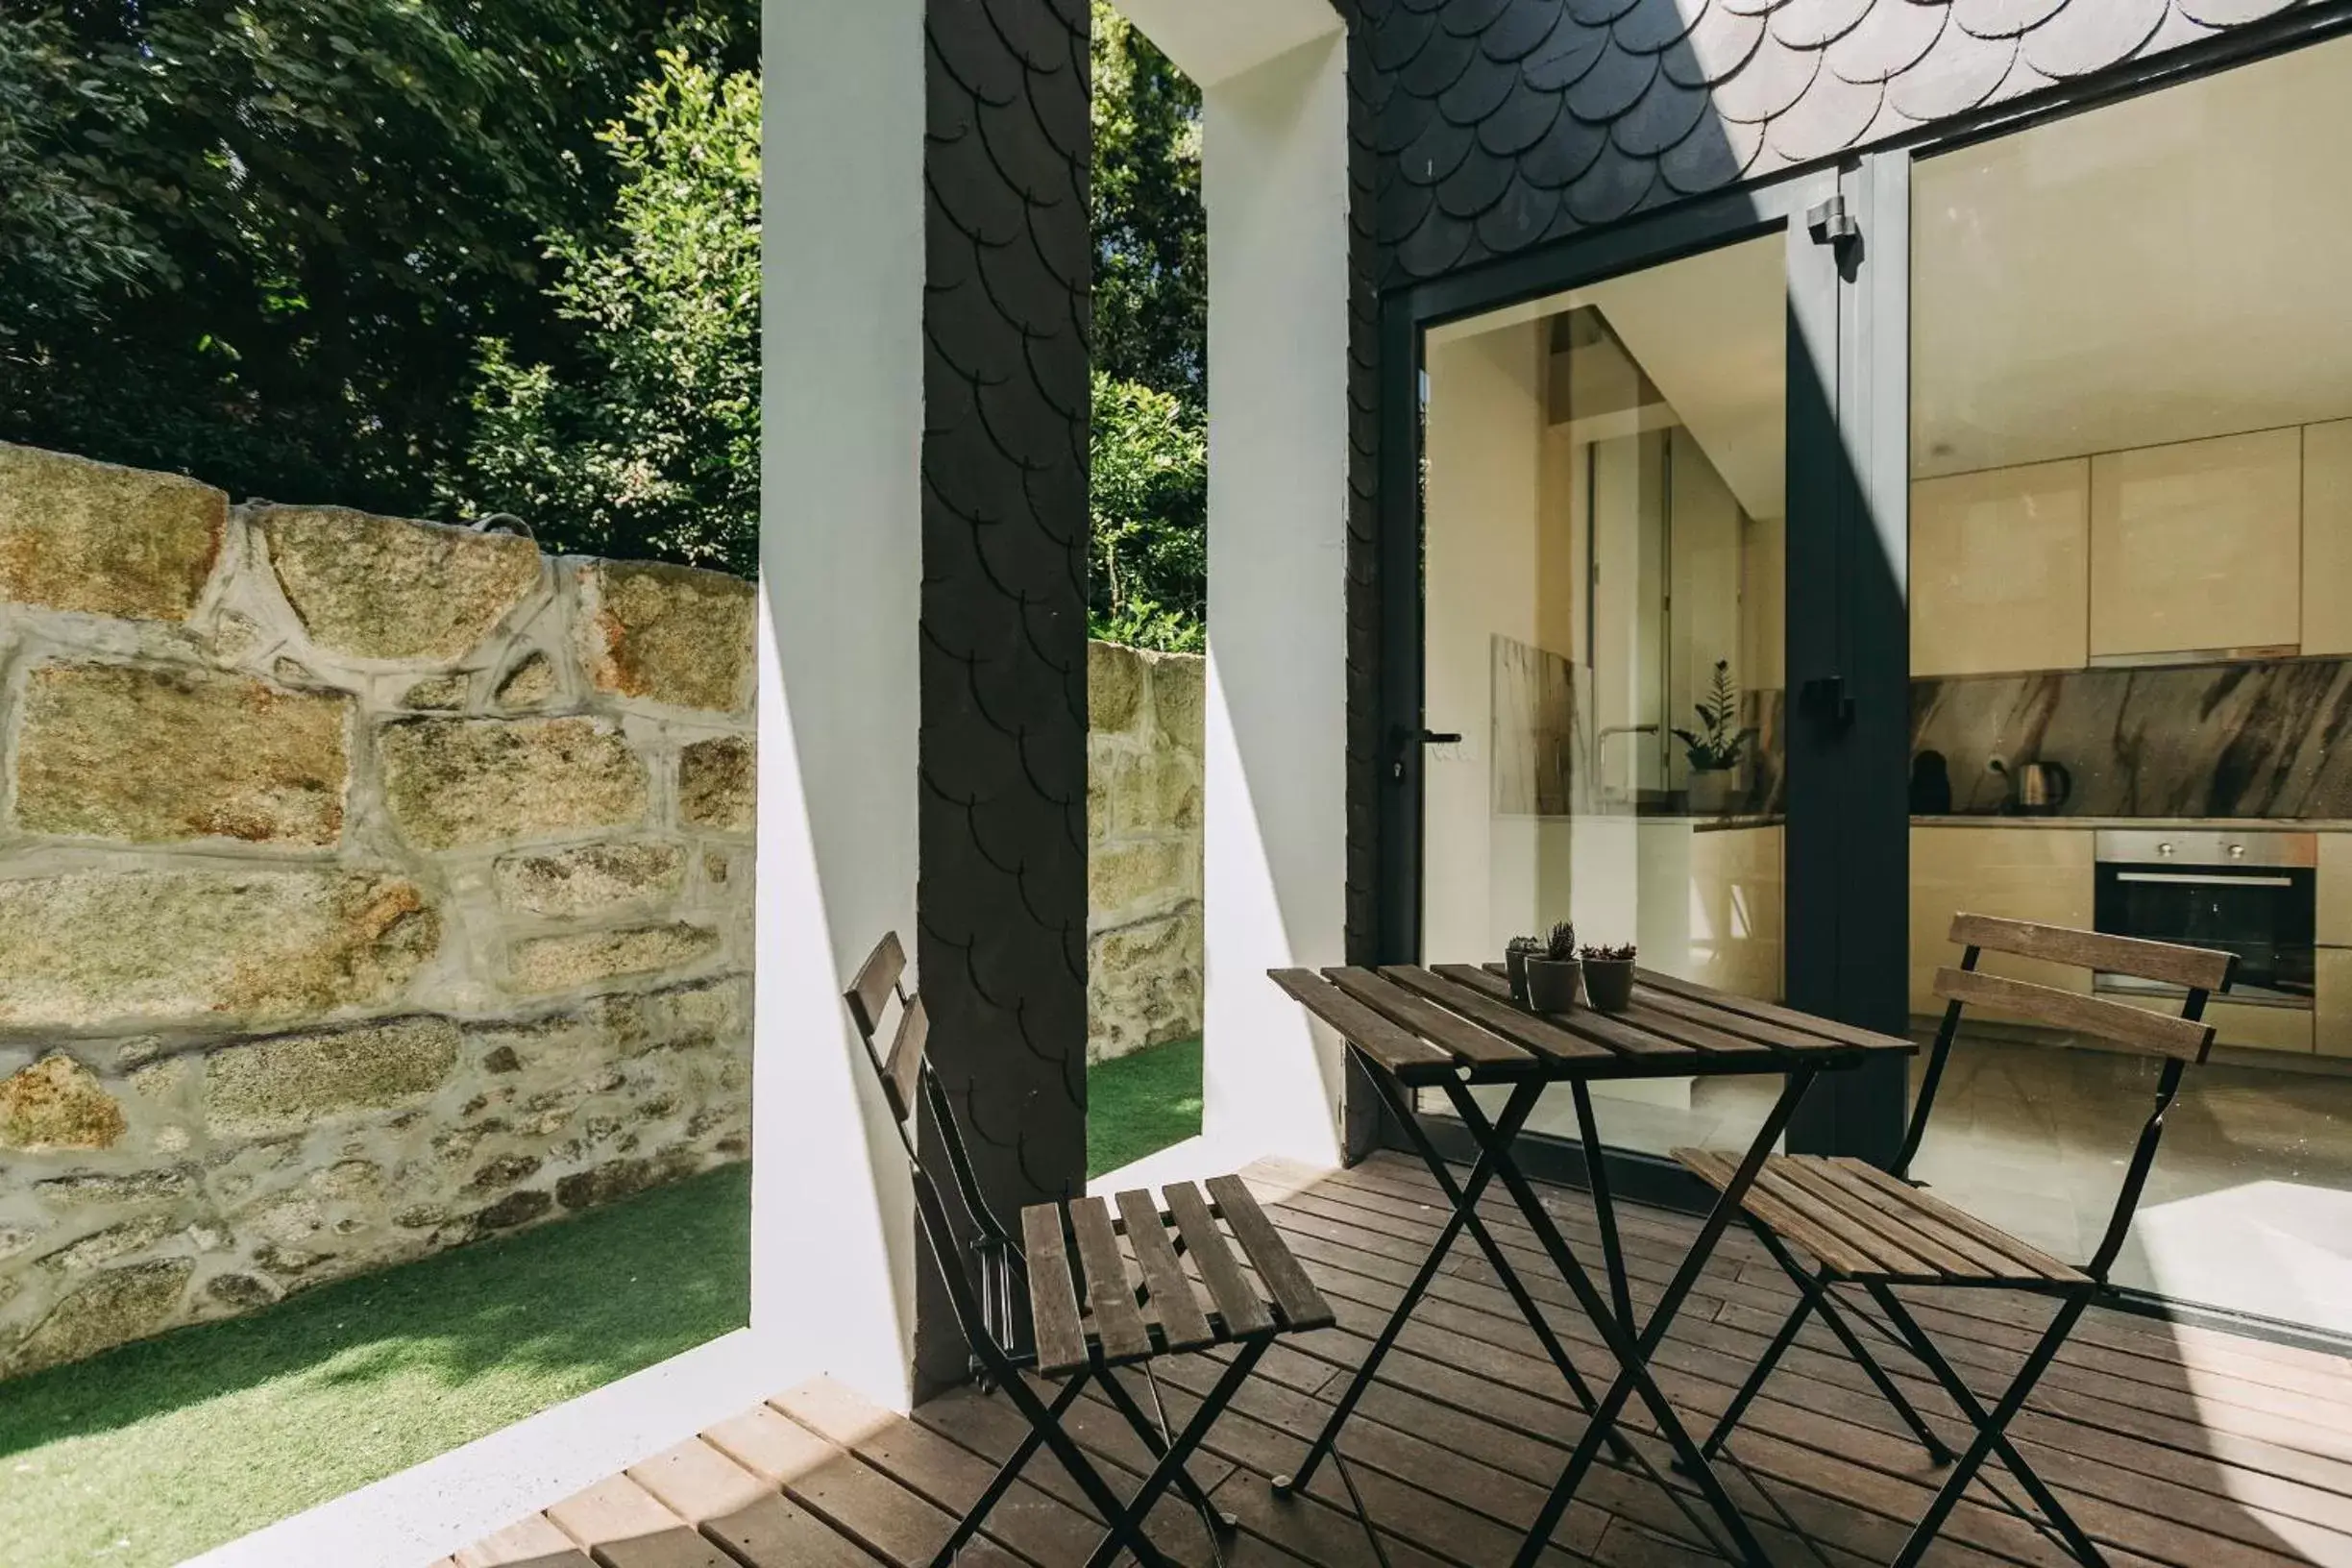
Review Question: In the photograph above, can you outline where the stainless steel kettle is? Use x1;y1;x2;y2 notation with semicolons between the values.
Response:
2013;761;2070;814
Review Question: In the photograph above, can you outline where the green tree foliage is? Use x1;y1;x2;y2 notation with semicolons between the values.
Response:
1090;3;1207;650
438;52;759;575
0;0;754;523
1090;373;1206;651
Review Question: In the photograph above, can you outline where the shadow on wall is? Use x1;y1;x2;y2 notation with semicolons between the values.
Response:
0;442;755;1380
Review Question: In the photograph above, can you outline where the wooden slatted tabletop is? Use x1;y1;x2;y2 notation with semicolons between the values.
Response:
1271;962;1915;1085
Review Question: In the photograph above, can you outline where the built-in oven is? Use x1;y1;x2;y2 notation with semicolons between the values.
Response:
2093;830;2315;1006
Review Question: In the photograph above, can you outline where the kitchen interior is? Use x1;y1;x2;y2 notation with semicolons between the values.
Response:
1422;35;2352;1336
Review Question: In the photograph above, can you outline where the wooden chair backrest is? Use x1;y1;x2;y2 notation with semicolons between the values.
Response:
845;930;928;1122
1934;914;2235;1064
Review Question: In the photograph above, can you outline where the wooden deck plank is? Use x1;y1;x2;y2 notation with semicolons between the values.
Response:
545;1476;736;1568
453;1515;597;1567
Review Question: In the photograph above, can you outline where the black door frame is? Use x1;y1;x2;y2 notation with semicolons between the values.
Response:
1371;163;1882;1211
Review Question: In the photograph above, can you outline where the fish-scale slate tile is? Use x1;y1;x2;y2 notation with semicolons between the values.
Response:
1566;37;1662;119
2020;0;2168;78
1886;12;2018;117
1613;0;1707;55
1612;75;1712;155
1767;59;1885;160
1664;6;1771;86
1774;0;1881;50
1708;26;1826;120
1485;0;1575;59
1478;76;1570;154
1827;2;1949;83
2176;0;2298;20
1951;0;2070;37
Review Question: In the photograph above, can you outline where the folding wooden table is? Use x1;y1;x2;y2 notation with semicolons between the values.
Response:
1268;962;1916;1568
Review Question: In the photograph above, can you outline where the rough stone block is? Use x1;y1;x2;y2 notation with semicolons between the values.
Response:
203;1017;461;1139
0;443;225;622
508;924;721;994
1153;651;1205;752
400;674;470;711
259;505;541;661
12;661;351;846
9;1259;195;1374
379;716;647;849
678;736;754;833
0;1054;126;1152
493;842;686;918
578;561;754;713
1088;907;1204;1064
0;870;439;1030
1089;841;1193;924
495;650;557;709
1089;640;1146;733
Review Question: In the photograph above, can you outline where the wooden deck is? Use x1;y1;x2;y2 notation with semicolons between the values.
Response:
446;1151;2352;1568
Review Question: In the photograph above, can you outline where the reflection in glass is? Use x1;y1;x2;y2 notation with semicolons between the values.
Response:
1418;234;1787;1157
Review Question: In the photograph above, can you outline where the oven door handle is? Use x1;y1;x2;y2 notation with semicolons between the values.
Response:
2112;870;2297;887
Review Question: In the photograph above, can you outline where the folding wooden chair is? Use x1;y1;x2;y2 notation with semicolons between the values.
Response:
845;932;1336;1568
1674;915;2236;1568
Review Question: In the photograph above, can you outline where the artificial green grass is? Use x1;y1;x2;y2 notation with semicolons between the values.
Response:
1088;1035;1205;1178
0;1164;750;1568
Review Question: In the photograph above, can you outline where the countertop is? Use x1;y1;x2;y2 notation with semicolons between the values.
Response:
1912;814;2352;832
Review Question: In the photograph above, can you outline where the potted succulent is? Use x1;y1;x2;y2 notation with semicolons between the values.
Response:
1674;659;1751;817
1524;921;1583;1013
1580;941;1638;1013
1504;934;1545;1006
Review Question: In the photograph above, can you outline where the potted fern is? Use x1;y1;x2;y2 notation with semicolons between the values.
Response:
1674;659;1751;817
1524;921;1582;1013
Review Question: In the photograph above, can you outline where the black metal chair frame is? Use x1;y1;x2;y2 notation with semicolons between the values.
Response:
1699;934;2235;1568
845;935;1249;1568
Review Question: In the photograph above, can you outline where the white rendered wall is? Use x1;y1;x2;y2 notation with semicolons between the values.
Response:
1193;24;1353;1166
755;0;924;1411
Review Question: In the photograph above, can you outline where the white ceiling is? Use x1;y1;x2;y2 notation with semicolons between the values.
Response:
1443;31;2352;498
1915;35;2352;478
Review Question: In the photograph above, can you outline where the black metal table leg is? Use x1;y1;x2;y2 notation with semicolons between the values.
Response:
1275;1074;1545;1495
1570;1081;1634;1334
1501;1066;1821;1568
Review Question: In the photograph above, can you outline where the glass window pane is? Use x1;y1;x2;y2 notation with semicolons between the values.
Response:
1420;233;1787;1157
1909;35;2352;1335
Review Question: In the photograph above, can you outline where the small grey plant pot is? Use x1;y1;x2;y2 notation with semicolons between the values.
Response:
1506;947;1534;1005
1525;957;1583;1014
1583;958;1635;1013
1686;769;1741;816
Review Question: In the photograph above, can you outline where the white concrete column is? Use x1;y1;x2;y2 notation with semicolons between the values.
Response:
756;0;925;1409
1130;4;1351;1167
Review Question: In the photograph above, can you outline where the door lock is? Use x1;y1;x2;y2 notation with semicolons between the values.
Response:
1388;724;1464;780
1800;675;1855;730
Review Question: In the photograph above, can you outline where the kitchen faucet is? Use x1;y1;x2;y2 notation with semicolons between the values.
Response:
1596;723;1658;798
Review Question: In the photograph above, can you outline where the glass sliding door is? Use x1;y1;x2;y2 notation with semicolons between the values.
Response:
1415;229;1795;1160
1906;33;2352;1335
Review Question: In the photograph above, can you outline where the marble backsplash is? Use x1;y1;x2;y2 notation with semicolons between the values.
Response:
1910;657;2352;819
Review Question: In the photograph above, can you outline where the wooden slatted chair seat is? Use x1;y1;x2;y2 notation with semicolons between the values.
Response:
1025;1176;1333;1380
1670;915;2238;1568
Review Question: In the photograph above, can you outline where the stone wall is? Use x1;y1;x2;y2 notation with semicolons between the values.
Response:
0;443;753;1377
1086;641;1203;1065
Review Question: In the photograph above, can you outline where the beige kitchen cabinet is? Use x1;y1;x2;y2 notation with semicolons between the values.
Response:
2090;428;2302;658
2320;950;2352;1059
2306;420;2352;656
1910;460;2090;676
1909;826;2095;1015
1686;825;1783;1002
2321;834;2352;948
